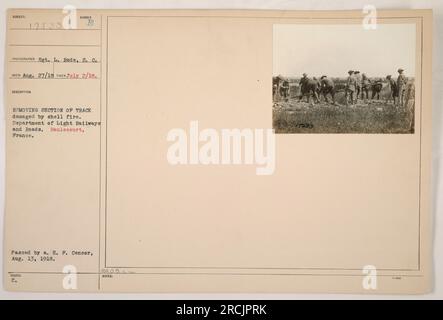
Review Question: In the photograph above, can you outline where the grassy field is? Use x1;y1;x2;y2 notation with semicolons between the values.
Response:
273;81;415;134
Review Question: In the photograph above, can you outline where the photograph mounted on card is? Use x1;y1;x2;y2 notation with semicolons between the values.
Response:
4;9;432;294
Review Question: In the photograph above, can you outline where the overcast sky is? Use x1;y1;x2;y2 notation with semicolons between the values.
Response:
273;23;416;78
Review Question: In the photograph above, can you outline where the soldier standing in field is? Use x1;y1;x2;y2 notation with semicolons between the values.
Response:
397;68;407;107
386;75;398;105
345;70;357;105
320;75;335;104
361;73;371;100
313;77;322;100
280;78;290;101
354;71;362;103
272;76;280;100
298;73;308;101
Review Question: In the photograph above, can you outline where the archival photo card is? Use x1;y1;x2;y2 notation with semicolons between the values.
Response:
4;9;432;294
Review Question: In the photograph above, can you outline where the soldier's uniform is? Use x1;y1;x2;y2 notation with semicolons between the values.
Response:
280;80;290;100
388;78;397;92
386;75;398;104
361;74;371;100
354;72;362;101
273;83;278;98
272;77;280;98
298;74;319;104
313;77;321;99
397;69;407;106
299;74;308;101
371;79;384;100
320;76;335;103
345;71;357;105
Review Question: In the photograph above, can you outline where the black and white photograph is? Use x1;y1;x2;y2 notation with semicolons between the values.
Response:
1;1;442;302
273;23;417;134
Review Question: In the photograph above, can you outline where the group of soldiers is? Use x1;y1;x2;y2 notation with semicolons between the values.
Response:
274;68;408;107
343;68;408;106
